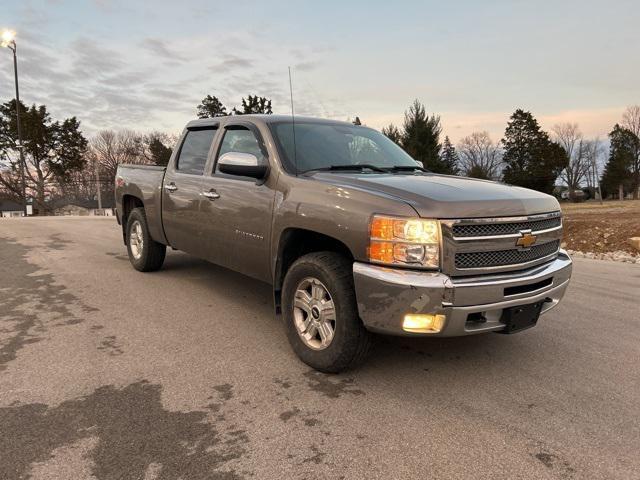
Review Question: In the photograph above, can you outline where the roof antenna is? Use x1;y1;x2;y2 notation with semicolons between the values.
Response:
288;66;298;176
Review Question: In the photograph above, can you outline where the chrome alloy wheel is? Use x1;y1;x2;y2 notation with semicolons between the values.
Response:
293;277;336;350
129;220;144;260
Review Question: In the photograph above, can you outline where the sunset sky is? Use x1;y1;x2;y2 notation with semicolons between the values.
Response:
2;0;638;143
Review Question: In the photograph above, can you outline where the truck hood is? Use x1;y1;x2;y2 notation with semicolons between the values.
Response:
313;172;560;218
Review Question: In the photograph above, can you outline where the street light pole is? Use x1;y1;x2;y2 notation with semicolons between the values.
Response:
2;31;28;216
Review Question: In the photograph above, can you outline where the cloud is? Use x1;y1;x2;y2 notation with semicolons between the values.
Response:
68;37;125;78
210;54;253;71
293;61;320;72
2;19;336;138
140;38;186;62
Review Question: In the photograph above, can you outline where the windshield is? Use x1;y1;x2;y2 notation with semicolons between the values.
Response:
270;121;419;174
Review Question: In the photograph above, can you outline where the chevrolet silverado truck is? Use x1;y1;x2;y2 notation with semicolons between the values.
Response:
115;115;572;372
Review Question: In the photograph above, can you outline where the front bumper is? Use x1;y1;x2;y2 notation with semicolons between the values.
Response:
353;250;572;336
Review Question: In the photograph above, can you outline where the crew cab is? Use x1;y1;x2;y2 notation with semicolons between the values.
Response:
115;115;572;372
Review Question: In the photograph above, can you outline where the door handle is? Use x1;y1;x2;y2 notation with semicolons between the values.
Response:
202;189;220;200
165;183;178;193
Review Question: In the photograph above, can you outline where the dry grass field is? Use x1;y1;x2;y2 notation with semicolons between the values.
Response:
561;200;640;254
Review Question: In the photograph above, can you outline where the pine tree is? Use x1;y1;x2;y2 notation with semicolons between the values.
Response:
197;95;228;118
233;95;273;115
401;100;452;173
439;136;460;175
601;124;637;199
352;116;362;126
382;124;402;145
501;109;567;194
148;137;172;166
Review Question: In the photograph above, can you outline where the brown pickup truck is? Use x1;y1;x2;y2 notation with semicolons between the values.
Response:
115;115;572;372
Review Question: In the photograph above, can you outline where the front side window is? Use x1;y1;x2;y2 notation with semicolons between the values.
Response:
216;128;265;172
176;128;217;175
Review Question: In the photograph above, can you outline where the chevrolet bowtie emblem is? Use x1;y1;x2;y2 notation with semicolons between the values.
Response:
516;232;537;248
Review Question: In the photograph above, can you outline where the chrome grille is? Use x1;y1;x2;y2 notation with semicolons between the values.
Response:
452;216;561;238
441;212;563;276
455;240;560;269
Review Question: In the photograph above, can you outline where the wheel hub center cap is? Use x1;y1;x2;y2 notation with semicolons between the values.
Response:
311;306;321;320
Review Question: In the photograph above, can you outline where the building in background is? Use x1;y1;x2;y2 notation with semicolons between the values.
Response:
0;200;25;217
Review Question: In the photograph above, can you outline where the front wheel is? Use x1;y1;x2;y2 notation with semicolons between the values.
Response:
282;252;373;373
126;207;166;272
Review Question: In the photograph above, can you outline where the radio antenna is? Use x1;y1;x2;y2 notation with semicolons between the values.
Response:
288;66;298;176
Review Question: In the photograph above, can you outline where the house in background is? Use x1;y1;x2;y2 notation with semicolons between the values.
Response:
51;198;115;216
0;200;25;218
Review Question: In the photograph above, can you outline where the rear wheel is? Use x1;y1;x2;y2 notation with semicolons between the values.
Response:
126;207;166;272
282;252;373;373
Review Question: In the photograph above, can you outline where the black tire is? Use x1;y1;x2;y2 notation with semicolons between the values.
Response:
282;251;373;373
125;207;166;272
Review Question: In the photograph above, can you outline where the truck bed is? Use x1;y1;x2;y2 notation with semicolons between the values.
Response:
115;164;167;244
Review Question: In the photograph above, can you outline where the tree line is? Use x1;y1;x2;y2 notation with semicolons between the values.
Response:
0;93;273;214
382;100;640;200
1;94;638;214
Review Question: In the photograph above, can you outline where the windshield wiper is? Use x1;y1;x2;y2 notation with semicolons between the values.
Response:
301;164;389;175
386;165;430;173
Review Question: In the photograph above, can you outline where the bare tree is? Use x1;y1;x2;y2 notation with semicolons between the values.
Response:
622;105;640;198
583;138;604;203
457;131;502;180
90;130;147;185
552;123;591;201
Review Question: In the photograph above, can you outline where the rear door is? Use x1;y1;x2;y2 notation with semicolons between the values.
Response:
162;125;218;255
199;122;276;282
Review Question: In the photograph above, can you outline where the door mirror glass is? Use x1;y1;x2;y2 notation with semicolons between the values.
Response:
218;152;268;179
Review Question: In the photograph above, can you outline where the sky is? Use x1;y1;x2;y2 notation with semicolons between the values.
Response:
1;0;639;143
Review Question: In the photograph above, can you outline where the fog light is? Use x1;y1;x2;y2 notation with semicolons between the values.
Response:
403;314;445;333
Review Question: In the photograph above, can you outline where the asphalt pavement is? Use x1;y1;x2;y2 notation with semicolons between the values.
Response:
0;217;638;479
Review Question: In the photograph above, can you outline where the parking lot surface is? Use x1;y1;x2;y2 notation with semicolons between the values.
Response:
1;217;638;479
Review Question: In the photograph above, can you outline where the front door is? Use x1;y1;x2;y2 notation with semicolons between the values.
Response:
162;126;218;255
199;124;275;282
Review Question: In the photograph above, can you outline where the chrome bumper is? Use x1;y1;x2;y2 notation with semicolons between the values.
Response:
353;251;572;336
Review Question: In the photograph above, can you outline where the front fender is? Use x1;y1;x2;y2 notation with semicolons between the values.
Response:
270;175;417;280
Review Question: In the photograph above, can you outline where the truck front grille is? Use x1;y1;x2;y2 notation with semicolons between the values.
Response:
452;216;561;238
441;212;563;276
455;240;560;269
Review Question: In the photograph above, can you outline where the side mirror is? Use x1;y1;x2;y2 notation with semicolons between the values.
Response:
218;152;268;179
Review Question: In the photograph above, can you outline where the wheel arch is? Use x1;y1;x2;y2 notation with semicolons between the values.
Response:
273;228;355;314
121;194;144;243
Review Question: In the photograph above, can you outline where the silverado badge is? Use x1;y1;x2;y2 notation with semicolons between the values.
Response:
516;231;537;248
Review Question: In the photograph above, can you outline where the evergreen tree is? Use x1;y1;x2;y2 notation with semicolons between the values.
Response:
401;100;451;173
197;95;228;118
621;105;640;198
0;100;87;214
501;109;567;194
233;95;273;115
382;124;402;145
439;136;460;175
148;137;173;166
352;116;362;126
601;124;637;198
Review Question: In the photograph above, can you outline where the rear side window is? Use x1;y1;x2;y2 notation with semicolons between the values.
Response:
176;128;216;175
216;128;265;172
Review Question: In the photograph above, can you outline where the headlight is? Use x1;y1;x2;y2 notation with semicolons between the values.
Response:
368;215;440;269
